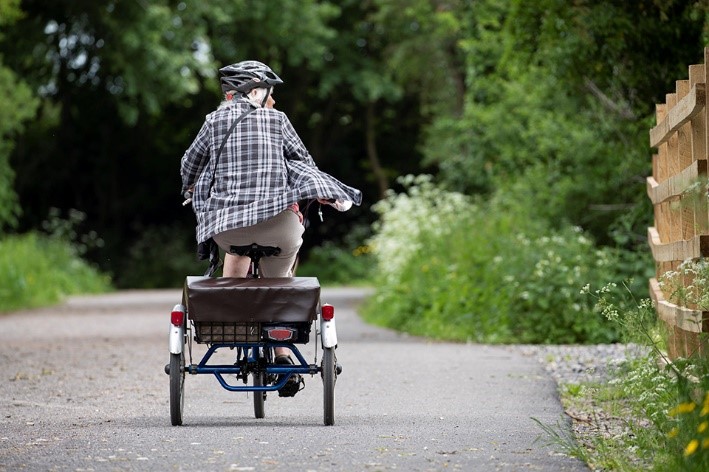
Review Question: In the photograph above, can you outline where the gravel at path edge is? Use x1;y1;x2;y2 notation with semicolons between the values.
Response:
517;343;648;386
514;343;652;467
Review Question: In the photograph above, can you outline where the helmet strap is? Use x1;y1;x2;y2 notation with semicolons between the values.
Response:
260;88;271;108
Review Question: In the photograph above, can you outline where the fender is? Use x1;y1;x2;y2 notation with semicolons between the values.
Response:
169;304;186;354
320;318;337;348
169;324;184;354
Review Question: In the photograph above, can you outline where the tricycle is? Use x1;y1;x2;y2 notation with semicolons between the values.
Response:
165;243;340;426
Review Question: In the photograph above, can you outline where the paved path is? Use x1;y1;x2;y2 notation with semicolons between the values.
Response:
0;287;586;471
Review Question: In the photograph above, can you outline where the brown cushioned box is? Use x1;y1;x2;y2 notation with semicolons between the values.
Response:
183;276;320;323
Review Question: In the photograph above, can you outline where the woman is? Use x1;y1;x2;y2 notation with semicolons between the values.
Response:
181;60;361;278
180;61;361;396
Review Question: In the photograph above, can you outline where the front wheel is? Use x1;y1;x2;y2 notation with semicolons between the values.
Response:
253;369;266;419
169;352;185;426
322;347;336;426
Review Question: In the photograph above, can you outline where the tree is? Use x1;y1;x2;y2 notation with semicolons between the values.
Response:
488;0;707;244
0;0;39;230
400;0;709;247
2;1;422;285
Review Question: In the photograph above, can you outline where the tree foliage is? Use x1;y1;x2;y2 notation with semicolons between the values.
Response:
0;0;38;230
362;1;709;343
415;0;707;246
1;0;708;289
0;0;423;285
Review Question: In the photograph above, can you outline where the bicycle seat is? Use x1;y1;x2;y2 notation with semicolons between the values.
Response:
229;243;281;261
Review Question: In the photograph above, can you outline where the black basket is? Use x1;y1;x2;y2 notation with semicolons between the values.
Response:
193;321;312;344
194;321;261;343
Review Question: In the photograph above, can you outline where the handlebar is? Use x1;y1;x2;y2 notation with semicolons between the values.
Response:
181;192;351;215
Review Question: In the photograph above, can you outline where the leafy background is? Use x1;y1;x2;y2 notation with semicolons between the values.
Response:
6;2;709;466
1;0;708;337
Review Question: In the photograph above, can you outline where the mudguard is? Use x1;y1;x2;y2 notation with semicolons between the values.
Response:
320;318;337;348
169;304;186;354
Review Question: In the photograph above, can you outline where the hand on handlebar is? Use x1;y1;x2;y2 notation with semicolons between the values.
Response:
318;198;353;212
182;190;193;206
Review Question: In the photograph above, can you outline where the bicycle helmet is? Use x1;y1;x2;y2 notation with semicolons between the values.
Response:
219;60;284;93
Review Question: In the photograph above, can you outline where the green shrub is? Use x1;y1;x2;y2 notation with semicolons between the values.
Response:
503;228;621;343
363;175;624;344
0;232;111;312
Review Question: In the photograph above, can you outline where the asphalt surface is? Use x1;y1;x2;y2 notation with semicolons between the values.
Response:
0;287;587;471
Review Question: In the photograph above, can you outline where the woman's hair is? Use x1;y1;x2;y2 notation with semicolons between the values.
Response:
246;87;270;107
218;87;271;109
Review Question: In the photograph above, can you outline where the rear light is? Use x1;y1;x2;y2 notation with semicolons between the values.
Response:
266;327;295;341
321;304;334;321
171;306;185;327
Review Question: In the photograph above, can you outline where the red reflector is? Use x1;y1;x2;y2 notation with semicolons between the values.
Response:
171;310;184;326
266;328;295;341
321;304;334;321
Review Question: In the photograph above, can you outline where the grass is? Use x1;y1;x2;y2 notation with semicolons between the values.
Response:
0;232;112;312
557;377;656;470
533;353;664;470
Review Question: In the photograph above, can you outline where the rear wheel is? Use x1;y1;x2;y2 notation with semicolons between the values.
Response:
322;347;336;426
169;351;185;426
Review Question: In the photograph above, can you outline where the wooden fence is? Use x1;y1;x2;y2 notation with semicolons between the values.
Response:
648;47;709;359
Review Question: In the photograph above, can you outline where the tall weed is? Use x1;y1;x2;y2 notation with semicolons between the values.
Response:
573;281;709;471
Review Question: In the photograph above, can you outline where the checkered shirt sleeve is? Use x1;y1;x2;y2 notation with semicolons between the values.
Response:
180;100;362;243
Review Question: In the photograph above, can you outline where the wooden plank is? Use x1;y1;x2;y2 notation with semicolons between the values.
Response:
668;92;680;181
658;202;669;244
689;64;707;161
697;185;709;234
679;196;690;243
648;227;709;261
705;46;709;163
653;202;664;246
646;160;708;204
646;176;659;201
685;329;699;357
649;278;706;333
670;194;682;243
649;226;669;260
677;80;694;170
682;200;695;239
649;83;706;148
652;153;659;180
656;103;668;182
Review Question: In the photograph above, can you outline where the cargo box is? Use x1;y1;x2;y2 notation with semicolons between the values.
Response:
183;276;320;323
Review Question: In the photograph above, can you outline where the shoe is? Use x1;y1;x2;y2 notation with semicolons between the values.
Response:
275;355;304;397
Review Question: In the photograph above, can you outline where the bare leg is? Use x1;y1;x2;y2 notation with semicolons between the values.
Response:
214;211;303;360
223;253;250;277
275;347;291;357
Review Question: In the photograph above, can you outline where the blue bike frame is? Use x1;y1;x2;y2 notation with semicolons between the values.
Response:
187;342;319;392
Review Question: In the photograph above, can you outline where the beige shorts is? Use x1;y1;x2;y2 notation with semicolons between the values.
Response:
212;209;304;277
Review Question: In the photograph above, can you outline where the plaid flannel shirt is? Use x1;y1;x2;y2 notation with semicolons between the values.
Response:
181;99;362;243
